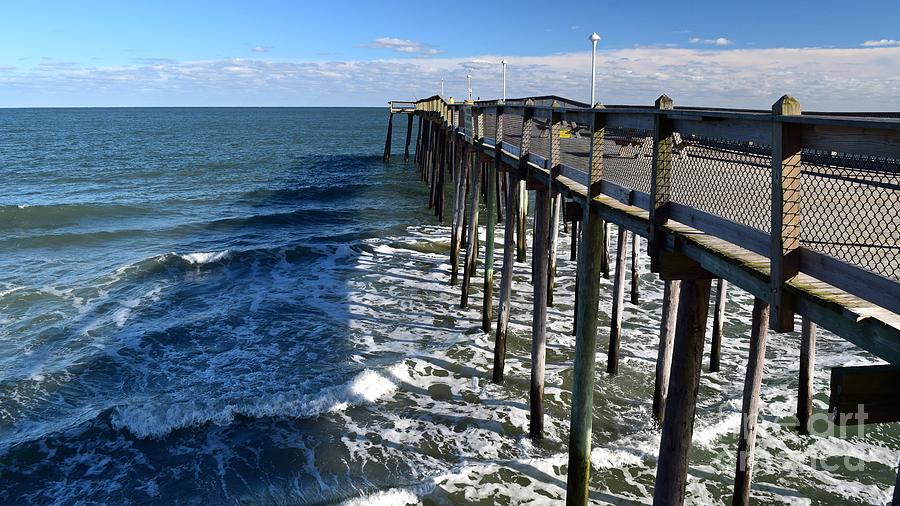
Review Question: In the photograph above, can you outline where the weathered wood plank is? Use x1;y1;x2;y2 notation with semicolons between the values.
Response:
829;364;900;424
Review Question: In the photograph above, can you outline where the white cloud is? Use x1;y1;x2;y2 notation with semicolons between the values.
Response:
363;37;440;55
251;46;272;53
689;37;733;46
861;39;900;47
2;47;899;109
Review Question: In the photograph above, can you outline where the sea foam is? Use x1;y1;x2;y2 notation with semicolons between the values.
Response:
110;369;397;439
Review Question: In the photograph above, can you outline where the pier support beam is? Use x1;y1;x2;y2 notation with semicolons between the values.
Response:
894;458;900;505
566;109;606;504
530;185;551;439
461;152;482;308
797;317;816;434
570;220;578;261
601;222;610;278
653;277;712;506
450;140;468;286
710;279;728;372
383;112;394;163
482;156;497;331
403;113;413;163
607;225;628;375
494;171;519;383
547;194;561;306
732;298;771;505
630;232;640;304
517;182;528;262
653;279;681;422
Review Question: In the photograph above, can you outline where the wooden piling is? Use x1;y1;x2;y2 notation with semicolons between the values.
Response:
482;158;497;331
494;171;519;384
653;279;681;423
460;154;482;308
653;277;712;505
797;317;816;434
601;221;610;278
517;181;528;262
630;232;640;304
732;298;771;505
547;195;561;306
710;279;728;372
530;185;551;439
570;220;578;261
403;113;413;163
414;115;423;166
607;225;628;375
894;458;900;505
382;112;394;163
450;140;468;286
566;109;607;503
482;107;504;331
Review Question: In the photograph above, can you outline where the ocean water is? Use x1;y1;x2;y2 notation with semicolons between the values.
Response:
0;107;896;505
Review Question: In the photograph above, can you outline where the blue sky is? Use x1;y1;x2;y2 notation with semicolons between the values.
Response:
2;0;899;108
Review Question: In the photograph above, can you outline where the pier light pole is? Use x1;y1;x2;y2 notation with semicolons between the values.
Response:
501;60;508;102
467;74;472;102
589;32;601;106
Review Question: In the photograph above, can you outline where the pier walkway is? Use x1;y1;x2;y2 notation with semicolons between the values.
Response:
384;94;900;504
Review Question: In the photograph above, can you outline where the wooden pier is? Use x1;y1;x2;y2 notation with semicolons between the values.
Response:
384;93;900;504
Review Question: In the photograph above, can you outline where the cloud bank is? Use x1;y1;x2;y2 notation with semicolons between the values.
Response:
1;46;899;110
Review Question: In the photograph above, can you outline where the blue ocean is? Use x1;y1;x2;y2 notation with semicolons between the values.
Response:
0;107;895;504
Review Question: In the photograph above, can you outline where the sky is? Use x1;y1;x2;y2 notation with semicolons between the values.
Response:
1;0;899;109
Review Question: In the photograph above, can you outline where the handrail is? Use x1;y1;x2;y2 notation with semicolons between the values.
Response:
407;93;900;321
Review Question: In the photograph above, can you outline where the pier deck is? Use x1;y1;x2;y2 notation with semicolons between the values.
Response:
384;93;900;504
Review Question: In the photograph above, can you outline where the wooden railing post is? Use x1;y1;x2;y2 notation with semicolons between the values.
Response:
482;106;504;331
566;108;606;504
649;95;674;272
770;95;802;332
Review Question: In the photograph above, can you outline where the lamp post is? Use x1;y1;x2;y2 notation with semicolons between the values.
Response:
440;77;444;97
466;74;472;102
501;60;508;102
589;32;601;106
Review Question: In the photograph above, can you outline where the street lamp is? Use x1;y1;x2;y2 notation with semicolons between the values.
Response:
466;74;472;102
589;32;601;106
440;77;444;97
501;60;508;102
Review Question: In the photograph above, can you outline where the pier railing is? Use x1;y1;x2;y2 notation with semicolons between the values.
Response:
414;94;900;320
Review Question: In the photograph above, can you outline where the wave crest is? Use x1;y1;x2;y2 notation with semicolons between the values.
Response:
110;369;397;439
